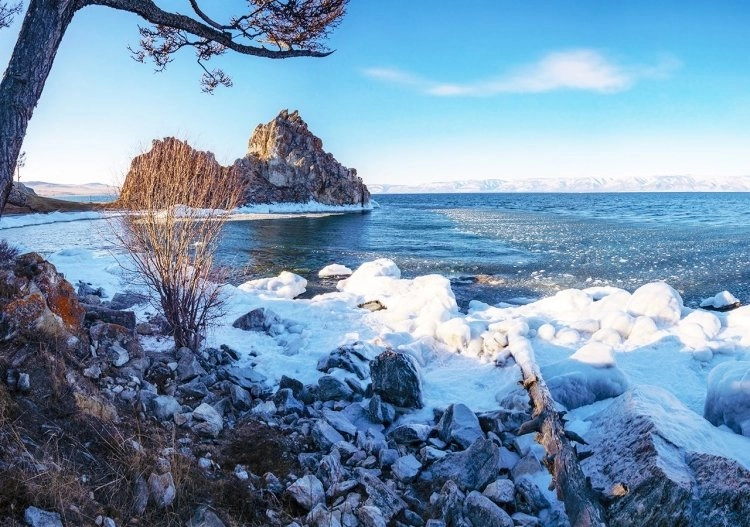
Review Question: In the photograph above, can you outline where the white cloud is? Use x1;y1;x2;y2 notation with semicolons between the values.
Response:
364;49;679;96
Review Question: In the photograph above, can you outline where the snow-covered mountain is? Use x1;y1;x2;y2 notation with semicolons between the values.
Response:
369;175;750;194
24;180;118;197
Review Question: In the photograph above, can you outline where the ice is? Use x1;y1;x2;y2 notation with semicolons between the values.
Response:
0;211;106;230
318;264;353;278
700;290;740;309
238;271;307;299
704;361;750;437
627;282;684;327
233;200;374;214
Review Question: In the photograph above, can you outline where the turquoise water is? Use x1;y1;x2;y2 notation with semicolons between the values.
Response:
3;192;750;308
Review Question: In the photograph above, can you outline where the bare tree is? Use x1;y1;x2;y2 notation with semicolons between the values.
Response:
113;138;244;350
0;0;348;215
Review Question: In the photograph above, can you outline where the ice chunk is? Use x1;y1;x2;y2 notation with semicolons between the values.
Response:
436;317;472;352
682;310;721;339
570;342;616;367
238;271;307;299
318;264;353;278
542;351;629;410
627;282;683;327
704;361;750;437
700;290;740;310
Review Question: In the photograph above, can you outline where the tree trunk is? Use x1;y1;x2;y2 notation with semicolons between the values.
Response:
0;0;83;215
509;337;608;527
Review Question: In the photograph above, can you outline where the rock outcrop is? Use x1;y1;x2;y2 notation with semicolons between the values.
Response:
581;386;750;527
120;110;370;208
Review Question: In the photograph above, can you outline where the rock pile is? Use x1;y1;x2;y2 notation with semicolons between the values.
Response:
120;110;370;208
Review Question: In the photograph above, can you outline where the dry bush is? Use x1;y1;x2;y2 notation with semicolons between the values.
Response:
113;139;244;350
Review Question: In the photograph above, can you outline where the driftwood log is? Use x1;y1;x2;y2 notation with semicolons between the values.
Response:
508;337;608;527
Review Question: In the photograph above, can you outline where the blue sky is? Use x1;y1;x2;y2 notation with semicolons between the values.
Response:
1;0;750;185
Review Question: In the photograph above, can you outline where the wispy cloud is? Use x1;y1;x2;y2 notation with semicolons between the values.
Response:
364;50;680;96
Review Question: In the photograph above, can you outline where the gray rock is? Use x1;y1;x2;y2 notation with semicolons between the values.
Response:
391;454;422;482
318;345;371;380
187;507;227;527
356;505;387;527
228;384;252;410
511;512;542;527
307;504;342;527
225;365;267;388
483;478;516;508
368;394;396;425
318;375;354;401
232;307;281;333
431;437;500;491
379;448;400;468
17;372;30;392
511;453;544;481
148;471;176;508
436;480;466;527
279;375;305;398
582;386;750;527
371;349;423;408
150;395;182;421
388;423;432;445
23;506;63;527
83;303;136;329
425;521;447;527
322;407;357;436
464;491;514;527
541;357;629;410
108;342;130;367
109;291;148;310
132;475;149;515
357;469;407;522
192;403;223;438
179;378;209;399
176;353;206;382
312;420;345;450
316;449;344;489
273;387;304;415
514;479;550;515
437;403;484;449
287;475;325;511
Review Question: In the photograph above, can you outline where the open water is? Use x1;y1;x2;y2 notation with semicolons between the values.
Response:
3;192;750;308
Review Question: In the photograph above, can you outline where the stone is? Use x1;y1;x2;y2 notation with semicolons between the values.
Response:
17;372;30;392
187;507;227;527
511;512;541;527
148;471;176;508
431;437;500;491
437;403;484;449
307;504;342;527
356;505;387;527
368;394;396;425
464;491;514;527
273;387;304;415
388;423;432;445
228;384;253;410
132;475;149;515
192;403;223;438
231;307;281;333
483;478;516;508
370;349;423;408
225;365;267;387
316;449;344;489
109;291;148;310
23;506;63;527
176;353;206;382
436;480;465;527
582;386;750;527
514;479;550;516
179;378;209;399
279;375;305;397
357;469;407;522
318;345;371;380
511;453;544;481
318;375;354;401
391;454;422;482
150;395;182;421
379;448;399;468
322;407;357;436
313;419;345;450
83;303;136;329
287;475;325;511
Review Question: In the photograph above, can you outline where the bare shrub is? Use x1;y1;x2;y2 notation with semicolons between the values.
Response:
0;239;18;269
113;138;244;350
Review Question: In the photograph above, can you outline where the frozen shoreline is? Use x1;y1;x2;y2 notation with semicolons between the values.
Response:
47;248;750;472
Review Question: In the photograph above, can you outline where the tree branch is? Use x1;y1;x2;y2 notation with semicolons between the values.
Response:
0;1;22;28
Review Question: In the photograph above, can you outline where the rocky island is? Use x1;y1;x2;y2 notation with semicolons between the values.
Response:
119;109;371;209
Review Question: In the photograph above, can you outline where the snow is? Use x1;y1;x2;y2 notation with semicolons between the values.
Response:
318;264;353;278
30;241;750;468
700;290;740;309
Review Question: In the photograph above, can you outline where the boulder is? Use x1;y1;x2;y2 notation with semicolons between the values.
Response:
317;345;371;380
437;403;484;449
232;307;282;334
370;349;423;409
464;491;514;527
287;475;325;511
704;361;750;436
356;469;407;522
150;395;182;421
23;506;63;527
582;386;750;526
317;375;354;401
430;437;500;491
192;403;223;438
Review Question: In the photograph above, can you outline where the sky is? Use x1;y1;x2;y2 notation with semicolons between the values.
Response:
1;0;750;186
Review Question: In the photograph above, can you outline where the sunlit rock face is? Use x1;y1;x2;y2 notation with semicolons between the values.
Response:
121;110;370;208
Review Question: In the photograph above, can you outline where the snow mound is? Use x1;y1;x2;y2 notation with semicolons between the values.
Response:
704;361;750;437
700;290;740;310
318;264;353;278
627;282;683;327
238;271;307;299
542;354;629;410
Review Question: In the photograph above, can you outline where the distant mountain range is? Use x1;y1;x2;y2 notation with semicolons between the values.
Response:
369;175;750;194
23;181;118;197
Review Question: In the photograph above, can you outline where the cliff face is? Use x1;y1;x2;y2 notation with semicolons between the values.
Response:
121;110;370;208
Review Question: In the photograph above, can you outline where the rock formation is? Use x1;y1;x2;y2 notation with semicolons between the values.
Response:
120;110;370;208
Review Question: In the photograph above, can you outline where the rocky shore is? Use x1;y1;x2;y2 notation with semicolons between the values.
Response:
2;249;749;526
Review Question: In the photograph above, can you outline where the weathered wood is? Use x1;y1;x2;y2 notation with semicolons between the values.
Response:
508;337;608;527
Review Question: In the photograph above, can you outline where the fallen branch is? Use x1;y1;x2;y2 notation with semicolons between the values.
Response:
508;337;608;527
